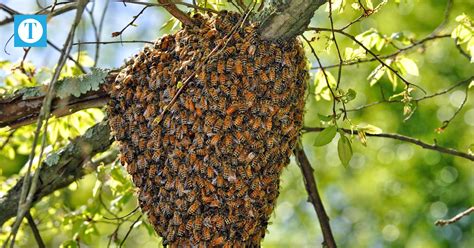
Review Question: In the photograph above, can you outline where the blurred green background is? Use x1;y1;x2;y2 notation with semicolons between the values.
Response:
0;0;473;247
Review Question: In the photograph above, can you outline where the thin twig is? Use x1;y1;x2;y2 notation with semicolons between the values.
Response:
294;145;337;248
328;0;343;89
0;130;16;150
302;127;474;161
26;211;45;248
73;40;154;45
119;215;142;247
435;207;474;226
112;6;148;38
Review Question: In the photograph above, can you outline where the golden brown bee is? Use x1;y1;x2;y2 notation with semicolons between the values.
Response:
138;139;147;150
208;88;219;101
216;175;224;187
188;201;200;215
225;58;234;72
265;118;273;130
234;59;243;75
203;227;211;241
198;69;206;82
217;60;225;74
233;115;244;127
223;115;232;130
194;216;203;231
246;64;254;77
230;85;238;99
211;236;225;246
210;71;218;85
177;224;186;237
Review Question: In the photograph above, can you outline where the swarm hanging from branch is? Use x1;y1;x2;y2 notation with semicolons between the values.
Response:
108;12;308;246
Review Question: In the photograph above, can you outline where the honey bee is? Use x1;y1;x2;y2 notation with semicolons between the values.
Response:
224;46;236;57
177;224;186;236
223;134;233;147
195;216;203;231
225;213;238;225
203;227;211;241
211;236;225;246
188;201;200;215
166;228;176;242
208;88;219;101
186;219;194;231
234;115;244;126
265;118;273;130
223;115;232;130
198;69;206;83
216;175;224;187
172;212;182;225
234;59;243;75
210;71;218;85
269;67;276;81
207;166;215;178
225;58;234;72
230;85;238;98
246;64;254;77
217;60;225;74
260;71;269;82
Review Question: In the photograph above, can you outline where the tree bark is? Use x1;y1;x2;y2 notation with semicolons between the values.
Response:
0;121;112;226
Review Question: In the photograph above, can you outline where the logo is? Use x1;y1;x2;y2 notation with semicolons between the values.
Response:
14;15;47;47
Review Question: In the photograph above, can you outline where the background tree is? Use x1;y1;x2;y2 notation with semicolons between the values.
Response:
0;0;473;247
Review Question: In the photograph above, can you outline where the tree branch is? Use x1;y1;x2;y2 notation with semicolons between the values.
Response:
294;145;337;248
258;0;327;40
303;127;474;162
0;121;113;227
435;207;474;226
156;0;195;27
0;72;117;129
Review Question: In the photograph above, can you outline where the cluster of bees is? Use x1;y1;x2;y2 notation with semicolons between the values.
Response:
108;11;308;247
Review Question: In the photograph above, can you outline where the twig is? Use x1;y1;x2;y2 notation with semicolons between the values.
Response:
436;86;469;132
26;211;45;248
328;1;343;89
157;0;196;27
47;40;87;73
95;0;111;65
119;215;142;247
0;129;16;150
435;207;474;226
294;145;337;248
117;0;219;14
302;127;474;161
73;40;154;45
111;6;148;38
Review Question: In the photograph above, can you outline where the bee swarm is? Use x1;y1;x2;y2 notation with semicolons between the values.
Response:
108;12;308;247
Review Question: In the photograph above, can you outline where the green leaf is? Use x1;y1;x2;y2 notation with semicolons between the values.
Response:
338;134;353;166
318;113;333;122
314;126;337;147
358;124;383;134
345;88;357;102
398;58;419;76
368;65;385;86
